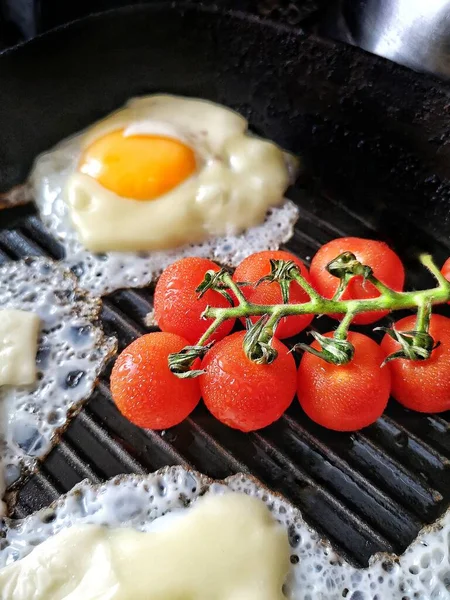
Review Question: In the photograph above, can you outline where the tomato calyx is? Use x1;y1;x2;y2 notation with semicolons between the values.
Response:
327;251;373;280
327;251;379;301
243;316;279;364
377;303;439;364
196;268;234;306
293;331;355;366
255;258;300;303
379;328;439;364
168;343;213;378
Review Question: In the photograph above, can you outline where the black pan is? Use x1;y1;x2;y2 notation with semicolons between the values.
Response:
0;3;449;567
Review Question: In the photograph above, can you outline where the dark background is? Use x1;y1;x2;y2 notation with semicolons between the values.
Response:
2;0;326;48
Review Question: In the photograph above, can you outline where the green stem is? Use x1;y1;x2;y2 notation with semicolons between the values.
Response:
171;254;450;372
204;277;450;322
291;272;322;303
332;275;350;301
420;253;450;287
334;310;356;341
222;273;249;306
197;316;226;347
367;274;400;298
260;310;283;342
415;302;431;333
195;273;249;348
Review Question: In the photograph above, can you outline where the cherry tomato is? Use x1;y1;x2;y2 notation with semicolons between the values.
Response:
310;238;405;325
232;250;313;338
297;332;391;431
381;314;450;413
154;257;235;344
110;332;201;429
200;331;297;431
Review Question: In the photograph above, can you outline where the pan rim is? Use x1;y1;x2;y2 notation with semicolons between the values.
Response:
0;1;308;60
0;1;442;98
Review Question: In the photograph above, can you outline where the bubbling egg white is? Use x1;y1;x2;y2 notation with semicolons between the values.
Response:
1;466;449;599
30;94;300;295
0;258;116;512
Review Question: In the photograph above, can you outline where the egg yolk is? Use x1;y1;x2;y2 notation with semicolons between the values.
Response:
78;130;196;201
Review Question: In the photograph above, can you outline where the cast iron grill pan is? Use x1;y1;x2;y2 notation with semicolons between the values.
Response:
0;4;449;568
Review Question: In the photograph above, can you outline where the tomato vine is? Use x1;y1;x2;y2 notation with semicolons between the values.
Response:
169;252;450;376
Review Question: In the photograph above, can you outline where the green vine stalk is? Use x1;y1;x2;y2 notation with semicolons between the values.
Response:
168;252;450;377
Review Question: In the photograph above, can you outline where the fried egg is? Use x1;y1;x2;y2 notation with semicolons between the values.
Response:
30;95;299;295
0;258;116;513
1;466;449;599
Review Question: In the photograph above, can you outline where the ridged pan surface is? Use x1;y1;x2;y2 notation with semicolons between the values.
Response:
0;3;449;567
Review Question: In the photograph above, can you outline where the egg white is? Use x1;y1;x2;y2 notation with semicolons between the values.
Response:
0;258;116;513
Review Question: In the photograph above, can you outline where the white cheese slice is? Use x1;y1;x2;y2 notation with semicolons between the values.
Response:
0;310;40;386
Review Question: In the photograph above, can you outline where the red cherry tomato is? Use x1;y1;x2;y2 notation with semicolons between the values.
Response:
110;332;201;429
154;257;235;344
200;331;297;431
381;314;450;413
297;332;391;431
310;238;405;325
232;250;313;338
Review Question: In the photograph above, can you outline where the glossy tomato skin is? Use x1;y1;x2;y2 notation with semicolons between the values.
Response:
154;257;234;344
297;332;391;431
310;238;405;325
381;314;450;413
232;250;313;338
200;331;297;432
110;332;201;429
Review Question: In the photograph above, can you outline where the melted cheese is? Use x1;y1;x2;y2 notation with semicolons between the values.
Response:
0;310;40;386
0;493;290;600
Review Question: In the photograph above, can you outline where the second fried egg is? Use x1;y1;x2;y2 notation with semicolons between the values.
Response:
2;466;450;599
